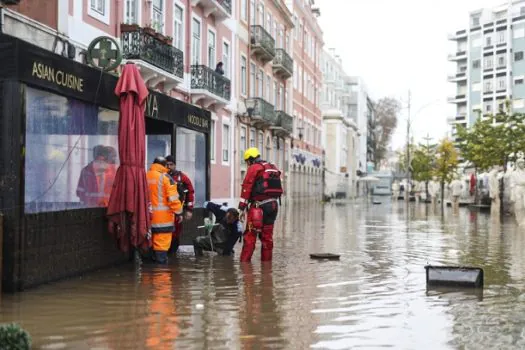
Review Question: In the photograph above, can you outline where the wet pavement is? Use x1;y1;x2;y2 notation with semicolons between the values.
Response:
2;199;525;349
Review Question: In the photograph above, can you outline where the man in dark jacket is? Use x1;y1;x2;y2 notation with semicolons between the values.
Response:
193;201;243;256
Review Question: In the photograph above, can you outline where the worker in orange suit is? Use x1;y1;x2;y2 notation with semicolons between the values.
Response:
146;156;183;264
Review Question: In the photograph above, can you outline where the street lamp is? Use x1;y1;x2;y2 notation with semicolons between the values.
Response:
238;98;258;124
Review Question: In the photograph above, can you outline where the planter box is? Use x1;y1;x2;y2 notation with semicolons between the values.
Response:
120;23;139;32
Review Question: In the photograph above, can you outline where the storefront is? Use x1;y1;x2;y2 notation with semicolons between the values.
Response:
0;33;211;292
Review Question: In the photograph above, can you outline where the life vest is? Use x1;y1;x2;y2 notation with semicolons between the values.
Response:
251;162;283;198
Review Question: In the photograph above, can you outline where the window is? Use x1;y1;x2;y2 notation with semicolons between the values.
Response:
472;15;480;26
240;127;247;163
176;127;206;207
90;0;105;15
241;56;247;96
497;31;506;44
124;0;138;24
485;35;492;47
250;62;256;96
516;78;524;85
208;29;216;68
250;0;255;23
258;69;264;96
222;124;230;162
265;136;271;160
210;120;216;161
192;18;201;64
241;0;247;21
222;42;230;77
249;129;256;147
267;13;272;33
258;4;264;26
521;6;525;15
497;76;506;90
272;137;278;164
173;4;184;50
274;81;278;106
498;55;506;67
152;0;164;33
515;51;524;61
484;56;493;68
279;84;284;110
484;80;493;92
266;74;271;101
258;132;264;158
88;0;110;23
473;59;480;69
25;87;119;213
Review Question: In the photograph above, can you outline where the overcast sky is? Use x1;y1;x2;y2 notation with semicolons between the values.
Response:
318;0;504;150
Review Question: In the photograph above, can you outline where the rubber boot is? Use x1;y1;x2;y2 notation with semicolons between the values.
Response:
260;224;274;262
240;230;257;262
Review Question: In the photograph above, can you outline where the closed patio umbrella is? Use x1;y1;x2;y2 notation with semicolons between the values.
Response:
107;63;151;253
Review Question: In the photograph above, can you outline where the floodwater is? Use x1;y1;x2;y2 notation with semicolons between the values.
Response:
2;199;525;349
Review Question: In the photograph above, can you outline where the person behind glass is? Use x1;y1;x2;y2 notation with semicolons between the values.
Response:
238;147;283;262
215;62;224;75
193;201;243;256
76;145;116;207
165;155;195;254
146;156;183;264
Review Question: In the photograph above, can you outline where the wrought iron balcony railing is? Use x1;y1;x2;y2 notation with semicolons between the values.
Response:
217;0;232;14
250;25;275;59
249;97;276;125
121;27;184;78
191;65;231;101
275;111;293;134
273;48;293;78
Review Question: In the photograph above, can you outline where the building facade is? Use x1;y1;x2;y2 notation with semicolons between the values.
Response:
286;0;323;201
448;1;525;141
321;48;359;199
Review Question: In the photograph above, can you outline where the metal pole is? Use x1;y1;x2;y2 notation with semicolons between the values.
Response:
406;90;411;202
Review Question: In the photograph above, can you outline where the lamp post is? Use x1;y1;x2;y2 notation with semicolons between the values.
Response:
245;98;257;119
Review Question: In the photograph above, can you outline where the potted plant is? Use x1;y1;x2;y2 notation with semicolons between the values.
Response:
120;23;140;33
155;32;166;42
165;36;173;45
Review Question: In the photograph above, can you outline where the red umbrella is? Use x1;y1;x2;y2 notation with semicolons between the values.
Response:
107;63;151;253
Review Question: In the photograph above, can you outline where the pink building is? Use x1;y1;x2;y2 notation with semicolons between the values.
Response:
64;0;235;203
233;0;294;200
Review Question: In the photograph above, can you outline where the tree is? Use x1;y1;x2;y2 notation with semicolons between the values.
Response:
411;137;437;198
434;138;459;206
372;97;401;167
396;143;416;173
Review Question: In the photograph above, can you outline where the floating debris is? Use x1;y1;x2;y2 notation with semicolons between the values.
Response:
310;253;340;260
425;265;484;288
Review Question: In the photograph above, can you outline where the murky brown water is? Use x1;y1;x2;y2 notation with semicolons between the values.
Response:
2;200;525;349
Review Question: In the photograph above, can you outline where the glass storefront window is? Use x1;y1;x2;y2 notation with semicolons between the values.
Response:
176;127;207;207
24;87;119;213
146;135;171;168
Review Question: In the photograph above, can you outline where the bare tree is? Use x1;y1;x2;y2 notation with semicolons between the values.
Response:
371;97;400;167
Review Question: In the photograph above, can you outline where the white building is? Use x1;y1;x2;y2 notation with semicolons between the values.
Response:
321;48;359;198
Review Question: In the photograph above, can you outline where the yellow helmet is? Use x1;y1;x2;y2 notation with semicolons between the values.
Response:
244;147;260;161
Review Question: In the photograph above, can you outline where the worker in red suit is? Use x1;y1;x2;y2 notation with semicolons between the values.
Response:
238;147;283;262
165;155;195;254
76;145;116;207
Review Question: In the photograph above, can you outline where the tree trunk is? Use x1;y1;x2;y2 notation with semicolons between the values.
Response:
441;181;445;210
501;157;507;214
425;181;429;203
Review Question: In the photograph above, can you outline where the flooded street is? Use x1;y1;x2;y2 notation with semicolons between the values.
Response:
3;199;525;349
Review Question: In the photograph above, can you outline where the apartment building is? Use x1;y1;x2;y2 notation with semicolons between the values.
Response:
321;48;359;199
286;0;323;201
448;0;525;141
233;0;294;202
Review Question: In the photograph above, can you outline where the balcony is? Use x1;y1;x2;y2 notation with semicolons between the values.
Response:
272;48;293;79
448;29;468;40
448;95;467;103
448;72;467;82
271;111;293;137
120;24;184;89
190;0;231;21
448;51;467;61
190;65;231;108
246;97;276;127
250;25;275;63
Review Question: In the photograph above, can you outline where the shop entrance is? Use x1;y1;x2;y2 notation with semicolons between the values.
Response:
145;118;173;166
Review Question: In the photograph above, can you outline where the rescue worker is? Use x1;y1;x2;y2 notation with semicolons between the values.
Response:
193;201;243;256
76;145;116;207
238;147;283;262
146;156;183;264
165;155;195;254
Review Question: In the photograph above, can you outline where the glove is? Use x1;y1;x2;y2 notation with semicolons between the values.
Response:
203;201;209;208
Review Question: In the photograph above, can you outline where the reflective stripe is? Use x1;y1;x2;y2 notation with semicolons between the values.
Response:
256;198;277;206
241;198;248;203
151;225;175;233
168;195;179;202
151;173;168;211
265;169;279;172
152;205;169;211
186;202;193;206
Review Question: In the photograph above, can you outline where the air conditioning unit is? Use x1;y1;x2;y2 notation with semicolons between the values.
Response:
2;0;21;5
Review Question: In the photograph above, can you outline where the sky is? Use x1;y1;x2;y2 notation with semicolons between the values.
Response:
318;0;503;151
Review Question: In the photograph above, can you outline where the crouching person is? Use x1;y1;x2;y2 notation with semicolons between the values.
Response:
194;201;243;256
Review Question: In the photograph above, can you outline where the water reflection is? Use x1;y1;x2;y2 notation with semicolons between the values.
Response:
3;201;525;348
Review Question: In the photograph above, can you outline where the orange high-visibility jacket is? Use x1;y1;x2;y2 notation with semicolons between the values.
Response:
147;163;183;236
